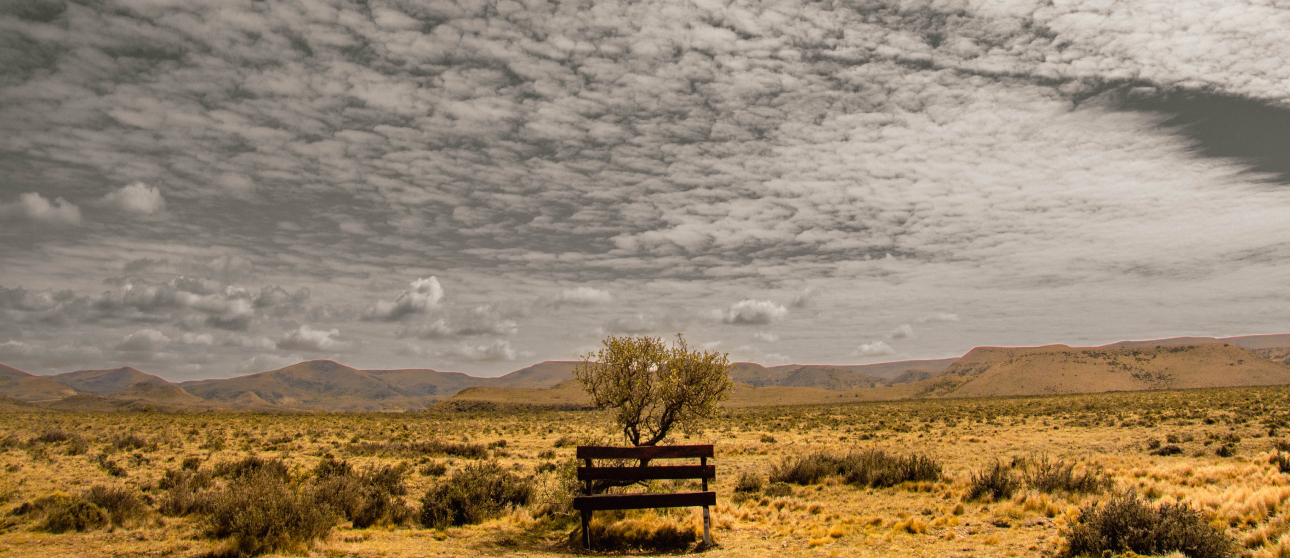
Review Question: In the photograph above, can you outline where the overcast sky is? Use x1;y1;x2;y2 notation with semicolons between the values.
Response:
2;0;1289;381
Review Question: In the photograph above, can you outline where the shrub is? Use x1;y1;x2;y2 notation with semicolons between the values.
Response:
1151;445;1184;457
313;460;413;529
65;435;88;456
205;471;336;557
966;461;1020;502
764;483;793;498
419;461;448;477
553;436;576;448
1024;456;1113;495
769;450;941;488
113;434;149;451
1060;492;1234;558
1215;444;1237;458
96;454;128;478
419;462;533;528
346;440;488;460
734;472;763;493
1271;453;1290;474
85;485;148;526
213;456;289;481
158;469;216;516
20;492;109;533
35;428;69;444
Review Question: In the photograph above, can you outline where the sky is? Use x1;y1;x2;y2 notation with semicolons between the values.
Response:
1;0;1289;381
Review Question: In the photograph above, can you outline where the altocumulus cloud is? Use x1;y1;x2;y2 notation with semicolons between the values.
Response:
556;287;612;306
100;182;165;215
277;325;352;353
365;278;444;321
854;341;895;358
1;0;1289;377
721;300;788;325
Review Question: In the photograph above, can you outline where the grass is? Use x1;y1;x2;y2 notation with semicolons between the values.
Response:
3;384;1290;555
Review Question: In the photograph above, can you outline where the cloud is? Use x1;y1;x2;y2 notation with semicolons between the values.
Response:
721;300;788;325
365;277;444;321
0;339;43;360
223;334;275;349
918;313;961;323
117;329;170;351
101;182;165;215
446;340;519;362
854;341;895;358
556;287;612;306
276;325;352;353
753;332;779;343
180;332;214;346
889;325;914;340
399;312;518;339
8;193;81;225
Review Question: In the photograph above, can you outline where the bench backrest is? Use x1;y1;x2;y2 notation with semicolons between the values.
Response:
577;444;714;482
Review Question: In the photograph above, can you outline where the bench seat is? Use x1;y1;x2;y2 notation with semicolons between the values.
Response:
573;491;716;511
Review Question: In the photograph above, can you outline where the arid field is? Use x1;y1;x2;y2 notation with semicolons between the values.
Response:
3;386;1290;557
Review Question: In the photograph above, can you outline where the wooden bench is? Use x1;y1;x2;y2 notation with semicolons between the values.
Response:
573;444;716;549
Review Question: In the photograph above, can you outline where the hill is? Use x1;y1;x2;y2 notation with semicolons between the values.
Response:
730;359;957;389
50;367;172;395
921;343;1290;398
180;360;428;411
0;364;78;402
1106;333;1290;350
113;382;206;405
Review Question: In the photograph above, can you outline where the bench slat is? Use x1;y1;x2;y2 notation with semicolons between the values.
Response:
577;444;713;460
573;491;716;511
578;465;715;481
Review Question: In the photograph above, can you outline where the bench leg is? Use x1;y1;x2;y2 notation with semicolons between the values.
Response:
702;505;711;546
581;509;592;550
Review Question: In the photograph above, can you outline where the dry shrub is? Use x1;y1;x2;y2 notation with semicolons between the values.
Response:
85;485;148;526
734;472;763;493
1060;492;1234;558
1271;453;1290;474
346;440;489;459
158;468;215;516
966;461;1021;502
113;434;149;452
419;461;533;528
1024;456;1113;495
313;458;414;528
35;428;69;444
205;471;336;557
585;510;699;552
15;492;109;533
213;456;289;481
769;450;941;487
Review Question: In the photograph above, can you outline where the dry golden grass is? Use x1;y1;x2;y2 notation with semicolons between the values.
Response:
1;385;1290;556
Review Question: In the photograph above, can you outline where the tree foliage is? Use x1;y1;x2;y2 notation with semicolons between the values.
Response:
574;334;733;446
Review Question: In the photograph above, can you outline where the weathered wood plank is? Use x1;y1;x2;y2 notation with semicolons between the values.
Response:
573;491;716;511
578;465;715;481
576;445;714;460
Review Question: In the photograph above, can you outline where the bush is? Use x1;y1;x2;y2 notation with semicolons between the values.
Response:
19;492;109;533
65;435;89;456
734;472;763;493
313;459;413;529
205;471;336;557
213;456;289;481
1024;456;1113;495
419;462;533;528
1151;445;1184;457
1273;453;1290;474
85;485;148;526
35;428;69;444
1215;444;1237;458
769;450;941;488
966;461;1020;502
1060;492;1234;558
113;434;149;451
419;461;448;477
96;454;128;478
158;469;216;516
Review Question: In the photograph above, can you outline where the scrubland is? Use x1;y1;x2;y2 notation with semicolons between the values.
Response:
3;386;1290;557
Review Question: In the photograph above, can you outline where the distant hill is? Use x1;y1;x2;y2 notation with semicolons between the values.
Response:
492;361;578;388
113;382;206;405
731;359;958;389
921;343;1290;398
50;367;172;395
181;360;425;411
0;364;77;402
1106;334;1290;350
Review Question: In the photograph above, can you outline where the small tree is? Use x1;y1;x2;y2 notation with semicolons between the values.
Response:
574;334;733;447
